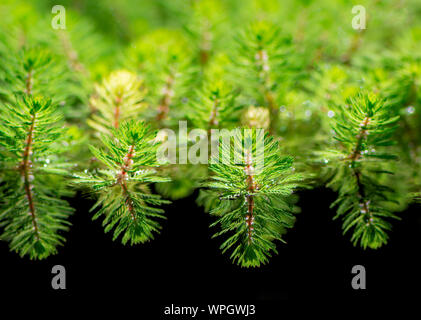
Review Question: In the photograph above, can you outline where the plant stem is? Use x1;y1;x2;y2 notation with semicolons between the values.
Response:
118;145;136;220
347;116;373;223
58;31;87;74
244;150;256;244
256;49;278;134
20;114;39;239
200;23;211;66
113;96;122;129
156;74;175;125
25;68;33;95
208;97;220;129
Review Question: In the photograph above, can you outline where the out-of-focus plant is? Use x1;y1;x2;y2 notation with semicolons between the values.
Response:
0;0;421;265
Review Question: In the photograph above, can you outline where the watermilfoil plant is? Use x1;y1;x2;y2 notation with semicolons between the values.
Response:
0;0;420;266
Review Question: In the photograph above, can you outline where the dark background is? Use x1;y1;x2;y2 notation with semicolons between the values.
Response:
1;188;420;315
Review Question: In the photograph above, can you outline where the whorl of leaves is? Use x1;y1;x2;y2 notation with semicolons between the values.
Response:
207;129;302;267
188;80;242;130
74;120;170;245
88;70;147;135
0;96;73;259
321;92;401;249
233;21;291;133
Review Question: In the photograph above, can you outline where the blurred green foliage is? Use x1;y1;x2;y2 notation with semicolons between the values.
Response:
1;0;421;263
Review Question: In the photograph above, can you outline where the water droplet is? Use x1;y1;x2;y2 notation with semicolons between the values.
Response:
406;106;415;114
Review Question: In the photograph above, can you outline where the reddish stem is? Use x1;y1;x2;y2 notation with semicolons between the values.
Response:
347;116;371;162
25;69;33;95
346;116;373;224
118;145;136;220
114;96;122;129
58;31;87;74
256;49;278;134
156;75;175;124
244;151;257;244
20;114;39;239
208;98;220;128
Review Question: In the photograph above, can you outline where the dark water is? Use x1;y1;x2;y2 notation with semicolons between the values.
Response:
1;188;420;313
